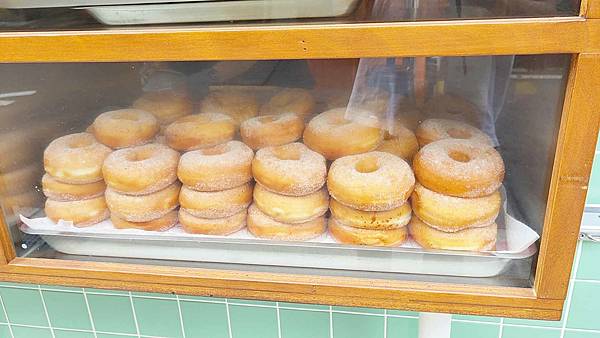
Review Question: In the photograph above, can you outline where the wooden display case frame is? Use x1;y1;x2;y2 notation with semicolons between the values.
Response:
0;1;599;320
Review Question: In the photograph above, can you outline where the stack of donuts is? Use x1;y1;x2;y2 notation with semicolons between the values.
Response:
409;119;505;251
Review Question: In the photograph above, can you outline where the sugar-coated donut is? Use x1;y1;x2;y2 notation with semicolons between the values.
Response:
247;204;326;241
133;91;193;124
179;208;246;235
376;122;419;162
413;139;504;198
200;90;259;126
240;113;304;150
105;181;180;222
165;113;236;151
329;199;411;230
42;174;105;201
423;94;481;127
411;183;501;232
44;133;112;184
328;217;408;247
111;210;178;232
253;183;328;223
415;118;492;147
409;216;497;251
92;109;159;149
304;108;383;160
260;88;316;120
252;143;326;196
180;183;252;219
102;143;179;195
45;196;109;227
178;141;253;191
328;151;415;211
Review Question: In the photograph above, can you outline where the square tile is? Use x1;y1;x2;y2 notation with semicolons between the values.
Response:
131;291;176;299
577;241;600;281
279;302;328;310
87;294;137;334
503;317;563;328
501;326;560;338
332;306;384;314
54;329;95;338
387;310;418;317
564;331;600;338
0;282;36;289
178;294;225;302
229;299;276;306
387;317;418;338
0;325;10;338
132;297;183;338
332;312;384;338
180;300;229;338
451;321;499;338
229;304;279;338
0;287;49;326
40;284;82;292
280;309;329;338
97;334;131;338
567;281;600;330
453;314;501;323
42;290;92;330
84;288;129;295
586;154;600;204
12;326;53;338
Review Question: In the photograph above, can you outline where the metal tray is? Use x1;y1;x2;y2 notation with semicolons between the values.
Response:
0;0;210;8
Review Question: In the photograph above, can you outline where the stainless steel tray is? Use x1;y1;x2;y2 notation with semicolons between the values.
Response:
0;0;209;8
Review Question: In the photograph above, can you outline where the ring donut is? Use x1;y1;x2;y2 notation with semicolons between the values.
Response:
42;174;106;201
328;151;415;211
133;91;193;124
45;195;109;227
180;183;253;219
328;217;408;247
260;88;315;120
413;139;504;198
44;133;112;184
105;181;180;222
247;204;326;241
415;118;492;147
409;216;497;251
200;90;259;126
329;198;411;230
253;184;329;223
165;113;236;151
102;143;180;195
92;109;159;149
179;208;246;235
240;113;304;150
377;122;419;162
111;210;178;232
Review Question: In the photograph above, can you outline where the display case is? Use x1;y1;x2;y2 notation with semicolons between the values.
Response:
0;0;598;321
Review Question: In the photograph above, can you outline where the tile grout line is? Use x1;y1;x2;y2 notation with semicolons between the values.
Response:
276;301;282;338
128;291;141;338
560;240;582;338
497;317;504;338
383;309;387;338
225;298;233;338
37;285;56;338
81;288;98;338
329;305;333;338
175;294;186;338
0;294;15;338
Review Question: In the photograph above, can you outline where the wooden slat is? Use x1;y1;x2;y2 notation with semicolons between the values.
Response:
535;54;600;299
0;17;599;62
584;0;600;18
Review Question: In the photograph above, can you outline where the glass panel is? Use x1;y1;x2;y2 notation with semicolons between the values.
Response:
0;55;571;288
0;0;581;30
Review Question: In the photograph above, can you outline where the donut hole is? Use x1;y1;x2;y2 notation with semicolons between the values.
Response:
201;144;229;156
383;131;395;140
127;148;156;162
355;156;380;173
448;150;472;163
272;146;301;161
447;128;472;139
112;111;140;121
68;137;93;149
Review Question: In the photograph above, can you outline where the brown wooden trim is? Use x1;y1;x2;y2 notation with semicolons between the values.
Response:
534;54;600;299
587;0;600;18
0;17;599;62
0;258;563;319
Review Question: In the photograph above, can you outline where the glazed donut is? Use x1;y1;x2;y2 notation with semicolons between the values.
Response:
102;143;180;195
260;88;316;120
413;139;504;198
408;216;497;251
44;133;112;184
328;151;415;211
179;208;246;235
178;141;253;191
411;183;501;232
422;94;481;127
376;122;419;162
165;113;236;151
199;90;259;126
303;108;383;160
415;118;492;147
105;181;180;222
329;198;411;230
328;217;408;247
252;143;326;196
133;91;193;124
42;174;105;201
111;210;178;232
92;109;159;149
253;184;328;223
180;183;252;219
247;204;326;241
240;113;304;150
45;195;109;227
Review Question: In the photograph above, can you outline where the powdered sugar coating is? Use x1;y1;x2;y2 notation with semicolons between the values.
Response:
415;118;493;147
247;203;326;241
260;88;315;120
179;183;253;219
328;217;408;247
253;183;329;224
252;142;326;196
413;139;504;198
105;181;180;222
111;210;178;232
377;122;420;162
178;140;254;191
329;198;412;230
408;216;497;251
240;112;304;150
42;174;106;201
45;195;109;227
133;90;193;124
328;151;415;211
92;109;159;149
179;208;246;235
165;112;236;151
199;89;259;126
